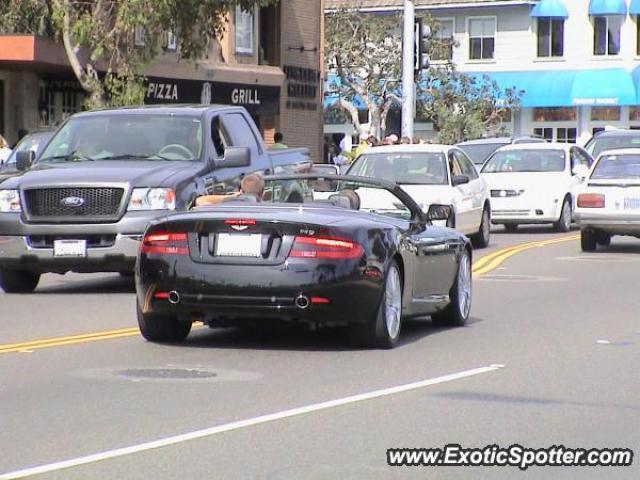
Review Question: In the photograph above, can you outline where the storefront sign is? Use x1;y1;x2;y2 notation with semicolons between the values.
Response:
283;65;321;111
145;76;280;115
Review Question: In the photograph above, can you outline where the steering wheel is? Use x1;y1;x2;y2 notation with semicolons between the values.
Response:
158;144;194;159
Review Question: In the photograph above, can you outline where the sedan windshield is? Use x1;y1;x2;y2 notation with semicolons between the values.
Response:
482;149;566;173
585;136;640;158
591;153;640;179
39;114;203;163
348;152;447;185
457;143;505;165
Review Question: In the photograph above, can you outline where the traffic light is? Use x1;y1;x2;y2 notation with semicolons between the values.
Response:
415;19;431;72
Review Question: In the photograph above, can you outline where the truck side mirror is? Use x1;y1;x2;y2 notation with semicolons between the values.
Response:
16;150;35;172
215;147;250;169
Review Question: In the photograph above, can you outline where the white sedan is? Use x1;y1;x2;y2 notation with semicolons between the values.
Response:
574;148;640;251
347;144;491;248
480;143;593;232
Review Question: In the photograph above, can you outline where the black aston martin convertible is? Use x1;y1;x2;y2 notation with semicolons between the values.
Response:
135;174;472;348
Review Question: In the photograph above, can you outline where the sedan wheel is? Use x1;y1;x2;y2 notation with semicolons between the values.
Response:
471;207;490;248
581;229;597;252
351;261;402;349
554;198;572;232
432;249;472;327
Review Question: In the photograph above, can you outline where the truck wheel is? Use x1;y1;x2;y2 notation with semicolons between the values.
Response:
136;303;191;343
0;269;40;293
581;230;597;252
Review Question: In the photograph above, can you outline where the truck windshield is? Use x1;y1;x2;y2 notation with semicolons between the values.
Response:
39;114;203;163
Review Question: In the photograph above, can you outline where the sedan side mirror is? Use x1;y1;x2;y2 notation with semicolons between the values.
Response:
215;147;251;169
427;204;452;222
451;174;470;186
572;164;589;179
15;150;35;172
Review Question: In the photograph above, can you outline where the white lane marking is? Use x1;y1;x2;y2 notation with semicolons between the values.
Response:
0;364;504;479
597;340;611;345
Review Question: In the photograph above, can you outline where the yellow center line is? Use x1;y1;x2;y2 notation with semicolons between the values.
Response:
0;235;579;355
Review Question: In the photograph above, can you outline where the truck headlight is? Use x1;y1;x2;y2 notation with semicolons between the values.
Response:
128;188;176;211
0;190;21;213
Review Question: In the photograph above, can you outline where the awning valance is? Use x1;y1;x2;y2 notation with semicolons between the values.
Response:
630;0;640;15
530;0;569;18
471;69;637;107
588;0;627;16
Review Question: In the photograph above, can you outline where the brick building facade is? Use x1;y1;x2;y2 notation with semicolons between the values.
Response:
0;0;324;161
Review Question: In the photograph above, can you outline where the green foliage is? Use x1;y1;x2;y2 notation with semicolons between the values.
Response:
325;7;522;141
0;0;277;108
419;65;522;144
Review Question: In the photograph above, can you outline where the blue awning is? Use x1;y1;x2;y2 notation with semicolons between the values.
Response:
531;0;569;18
472;69;637;107
324;74;373;110
589;0;627;15
630;0;640;14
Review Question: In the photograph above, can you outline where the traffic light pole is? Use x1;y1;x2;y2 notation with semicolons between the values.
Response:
401;0;415;140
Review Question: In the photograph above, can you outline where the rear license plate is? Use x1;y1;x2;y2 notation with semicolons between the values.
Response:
53;239;87;257
624;198;640;210
215;234;262;257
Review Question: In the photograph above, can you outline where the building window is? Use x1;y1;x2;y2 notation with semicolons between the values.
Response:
533;127;553;142
593;16;622;56
591;106;621;121
557;127;577;143
235;5;254;55
62;91;79;118
630;107;640;121
537;17;564;57
432;18;454;61
468;17;495;60
163;30;177;51
533;107;576;122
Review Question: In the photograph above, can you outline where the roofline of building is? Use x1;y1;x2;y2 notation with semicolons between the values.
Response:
325;1;536;14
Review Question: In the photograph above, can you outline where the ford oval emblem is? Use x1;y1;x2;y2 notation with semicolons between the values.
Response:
61;196;85;207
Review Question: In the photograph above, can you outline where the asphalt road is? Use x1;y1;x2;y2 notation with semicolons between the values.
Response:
1;225;638;479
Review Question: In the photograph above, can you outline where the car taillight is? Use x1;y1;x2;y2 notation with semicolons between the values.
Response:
289;236;364;259
141;232;189;255
577;193;605;208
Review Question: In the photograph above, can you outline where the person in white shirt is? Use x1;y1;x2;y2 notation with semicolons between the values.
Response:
0;135;12;164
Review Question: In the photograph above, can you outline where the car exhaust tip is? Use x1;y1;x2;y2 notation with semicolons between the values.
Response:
168;291;181;305
295;295;310;309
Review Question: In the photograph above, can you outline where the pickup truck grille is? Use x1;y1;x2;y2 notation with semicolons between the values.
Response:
24;187;125;222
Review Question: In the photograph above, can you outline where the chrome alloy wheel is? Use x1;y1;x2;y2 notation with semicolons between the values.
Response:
457;252;472;319
384;265;402;339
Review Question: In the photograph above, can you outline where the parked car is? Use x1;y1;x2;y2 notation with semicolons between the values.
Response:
480;143;593;232
584;129;640;159
0;130;55;184
0;105;310;293
346;144;491;248
135;174;472;348
457;136;546;167
574;148;640;251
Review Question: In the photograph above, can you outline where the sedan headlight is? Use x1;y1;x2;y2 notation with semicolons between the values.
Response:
128;188;175;211
0;190;21;213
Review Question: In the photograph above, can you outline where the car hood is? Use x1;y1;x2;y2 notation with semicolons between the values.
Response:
1;160;199;189
398;184;454;209
481;172;569;192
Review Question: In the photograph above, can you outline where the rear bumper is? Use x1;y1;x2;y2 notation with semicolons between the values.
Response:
574;211;640;234
136;257;384;326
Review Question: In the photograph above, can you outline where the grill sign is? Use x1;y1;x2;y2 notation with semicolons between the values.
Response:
60;196;85;208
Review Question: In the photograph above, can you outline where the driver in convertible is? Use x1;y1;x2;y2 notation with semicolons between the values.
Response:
194;174;265;207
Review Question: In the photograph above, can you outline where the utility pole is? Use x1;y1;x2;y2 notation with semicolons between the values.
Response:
401;0;415;139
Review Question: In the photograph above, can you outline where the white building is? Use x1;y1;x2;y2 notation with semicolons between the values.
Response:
325;0;640;146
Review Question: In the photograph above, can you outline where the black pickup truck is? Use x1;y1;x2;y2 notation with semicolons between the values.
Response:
0;105;310;292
